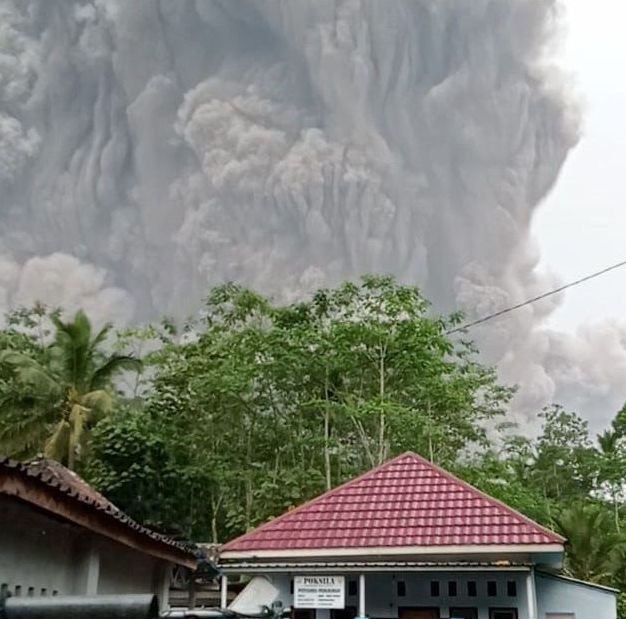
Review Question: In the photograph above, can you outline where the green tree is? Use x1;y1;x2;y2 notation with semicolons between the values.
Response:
595;404;626;533
0;310;141;468
90;276;511;541
531;405;597;503
86;405;191;535
555;503;625;584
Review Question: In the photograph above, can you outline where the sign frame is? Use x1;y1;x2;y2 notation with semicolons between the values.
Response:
293;575;346;609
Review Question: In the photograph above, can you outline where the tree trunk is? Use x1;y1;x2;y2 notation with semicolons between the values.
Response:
211;491;224;543
245;423;253;531
324;372;332;490
377;347;386;465
351;416;376;467
427;400;434;463
324;407;332;490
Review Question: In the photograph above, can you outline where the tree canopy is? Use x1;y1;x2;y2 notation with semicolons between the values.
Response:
0;308;141;468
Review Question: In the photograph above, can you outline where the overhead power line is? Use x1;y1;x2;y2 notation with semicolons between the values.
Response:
447;258;626;335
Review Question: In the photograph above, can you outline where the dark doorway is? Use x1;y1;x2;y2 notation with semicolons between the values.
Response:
331;607;357;619
399;608;440;619
489;610;518;619
450;609;478;619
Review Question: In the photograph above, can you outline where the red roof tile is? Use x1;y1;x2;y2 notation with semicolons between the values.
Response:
221;452;564;554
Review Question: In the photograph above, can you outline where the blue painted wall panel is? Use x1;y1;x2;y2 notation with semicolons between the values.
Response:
535;573;616;619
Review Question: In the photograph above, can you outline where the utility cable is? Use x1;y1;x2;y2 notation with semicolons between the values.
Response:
447;258;626;335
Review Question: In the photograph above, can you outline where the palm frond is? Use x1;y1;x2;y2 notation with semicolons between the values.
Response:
91;322;113;351
0;350;33;365
0;405;55;459
554;503;625;584
0;355;62;403
90;356;143;391
53;310;93;390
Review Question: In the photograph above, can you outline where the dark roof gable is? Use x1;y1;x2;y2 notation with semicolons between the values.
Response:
0;456;197;568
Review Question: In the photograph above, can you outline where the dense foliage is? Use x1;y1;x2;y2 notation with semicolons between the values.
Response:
2;276;626;609
0;307;141;467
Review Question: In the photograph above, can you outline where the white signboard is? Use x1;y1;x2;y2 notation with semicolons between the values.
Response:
294;575;345;609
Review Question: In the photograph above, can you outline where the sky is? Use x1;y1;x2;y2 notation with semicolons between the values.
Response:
534;0;626;331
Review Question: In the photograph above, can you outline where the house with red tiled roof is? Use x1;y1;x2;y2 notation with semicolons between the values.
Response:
0;456;197;610
218;453;617;619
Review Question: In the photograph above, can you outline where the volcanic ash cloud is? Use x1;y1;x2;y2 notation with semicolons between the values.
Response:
1;0;624;426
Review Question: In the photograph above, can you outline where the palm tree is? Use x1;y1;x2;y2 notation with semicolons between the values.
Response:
597;429;626;532
554;503;626;584
0;310;142;469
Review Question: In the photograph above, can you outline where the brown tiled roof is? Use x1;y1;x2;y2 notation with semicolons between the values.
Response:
0;455;198;568
25;456;122;512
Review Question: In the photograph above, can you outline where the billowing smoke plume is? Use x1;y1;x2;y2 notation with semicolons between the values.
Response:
1;0;624;427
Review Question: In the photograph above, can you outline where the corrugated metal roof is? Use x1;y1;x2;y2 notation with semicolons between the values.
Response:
221;452;564;554
0;455;197;563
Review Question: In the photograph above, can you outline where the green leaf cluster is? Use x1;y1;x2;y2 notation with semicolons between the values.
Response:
0;308;141;468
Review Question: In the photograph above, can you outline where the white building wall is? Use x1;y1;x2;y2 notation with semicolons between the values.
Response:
535;572;616;619
0;495;171;605
231;569;619;619
98;542;160;594
0;495;81;596
249;572;532;619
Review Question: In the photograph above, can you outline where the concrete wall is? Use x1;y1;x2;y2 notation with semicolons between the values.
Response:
236;571;618;619
254;571;532;619
536;572;616;619
0;495;171;606
0;496;77;596
98;541;160;594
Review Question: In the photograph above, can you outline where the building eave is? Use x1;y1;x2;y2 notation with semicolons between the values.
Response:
219;543;564;562
219;559;533;574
